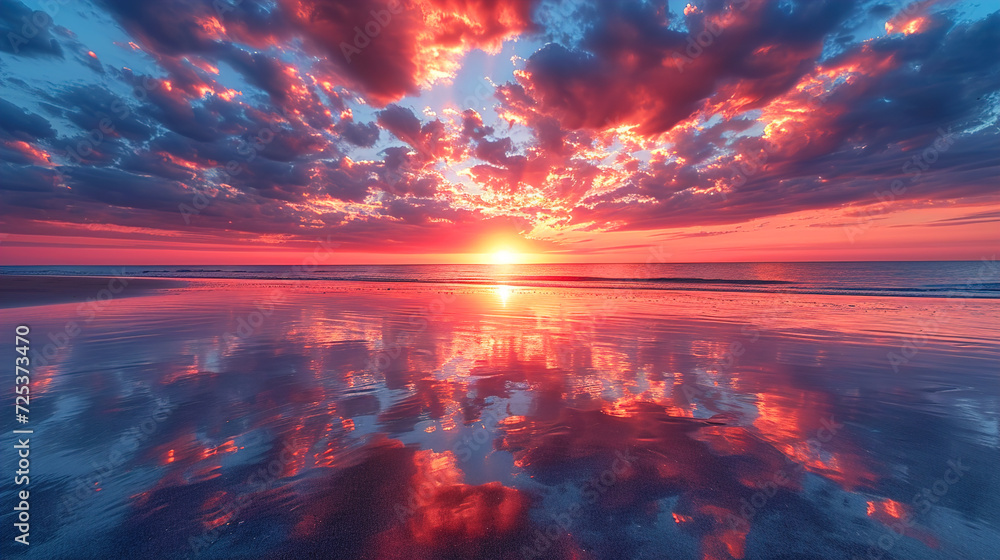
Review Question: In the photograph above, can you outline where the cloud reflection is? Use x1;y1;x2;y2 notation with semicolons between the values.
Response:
2;283;998;558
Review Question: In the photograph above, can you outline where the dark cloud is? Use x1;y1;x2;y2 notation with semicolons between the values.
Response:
335;119;380;147
472;137;514;166
97;0;230;55
120;151;200;182
546;7;1000;233
305;157;372;202
501;0;858;135
0;0;65;57
0;99;55;141
376;104;454;160
460;109;493;139
60;166;194;211
1;0;998;256
0;163;58;193
216;45;293;101
48;84;156;141
283;0;540;105
377;104;422;142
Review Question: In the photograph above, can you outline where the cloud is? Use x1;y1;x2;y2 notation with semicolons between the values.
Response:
0;99;56;141
335;118;380;147
1;0;998;258
0;0;65;57
499;0;855;135
283;0;539;104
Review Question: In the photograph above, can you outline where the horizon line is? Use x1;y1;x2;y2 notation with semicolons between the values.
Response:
1;259;994;268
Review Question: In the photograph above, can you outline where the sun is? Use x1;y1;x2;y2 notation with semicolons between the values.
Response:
491;249;516;265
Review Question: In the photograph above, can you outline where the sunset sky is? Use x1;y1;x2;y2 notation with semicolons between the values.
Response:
0;0;998;264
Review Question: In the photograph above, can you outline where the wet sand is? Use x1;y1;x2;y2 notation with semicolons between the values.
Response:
0;275;189;308
0;279;997;559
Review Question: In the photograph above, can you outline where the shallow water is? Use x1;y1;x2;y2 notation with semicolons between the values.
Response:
4;260;1000;298
2;280;998;559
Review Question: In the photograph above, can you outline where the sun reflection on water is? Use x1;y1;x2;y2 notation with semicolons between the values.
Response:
8;282;998;559
493;283;513;306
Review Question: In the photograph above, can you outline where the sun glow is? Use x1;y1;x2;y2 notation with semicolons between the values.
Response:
491;249;517;265
494;284;513;306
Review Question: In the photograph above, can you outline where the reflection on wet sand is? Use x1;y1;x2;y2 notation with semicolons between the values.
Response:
1;280;998;559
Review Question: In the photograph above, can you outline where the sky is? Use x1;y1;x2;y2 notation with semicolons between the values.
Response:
0;0;998;265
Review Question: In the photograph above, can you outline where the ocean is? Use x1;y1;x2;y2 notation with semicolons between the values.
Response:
0;262;998;559
2;260;999;298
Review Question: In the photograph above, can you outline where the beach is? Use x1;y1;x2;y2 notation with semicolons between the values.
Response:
0;276;189;309
3;0;998;556
0;276;998;559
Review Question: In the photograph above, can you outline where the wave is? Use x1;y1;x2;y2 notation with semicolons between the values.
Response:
507;275;796;285
920;283;1000;291
3;265;998;299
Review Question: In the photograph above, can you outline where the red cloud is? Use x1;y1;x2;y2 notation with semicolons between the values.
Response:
498;1;848;138
284;0;538;105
